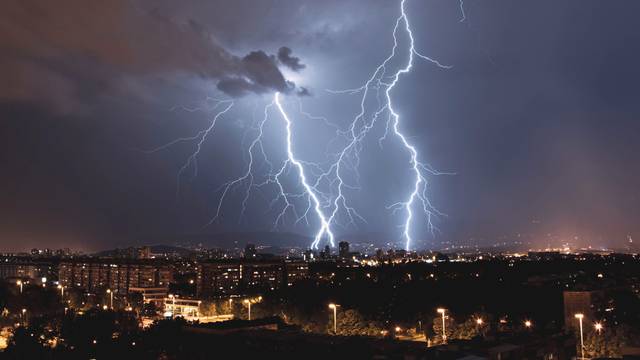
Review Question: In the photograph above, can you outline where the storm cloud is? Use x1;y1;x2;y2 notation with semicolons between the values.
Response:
216;50;295;97
0;0;305;111
277;47;306;72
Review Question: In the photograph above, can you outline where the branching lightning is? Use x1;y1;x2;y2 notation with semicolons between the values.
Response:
274;93;335;247
459;0;467;23
145;0;453;251
324;0;450;250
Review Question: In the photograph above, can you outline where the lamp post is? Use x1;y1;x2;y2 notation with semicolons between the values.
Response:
244;299;252;320
21;309;26;326
437;308;447;343
328;303;339;334
475;317;484;336
106;289;113;309
58;285;64;301
16;280;22;294
575;313;585;360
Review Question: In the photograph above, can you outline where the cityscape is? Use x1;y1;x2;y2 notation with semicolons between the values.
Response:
0;243;638;359
2;0;640;359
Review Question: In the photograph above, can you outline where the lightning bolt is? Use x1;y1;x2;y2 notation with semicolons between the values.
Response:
459;0;467;23
142;99;234;198
325;0;451;250
274;93;335;247
145;0;454;252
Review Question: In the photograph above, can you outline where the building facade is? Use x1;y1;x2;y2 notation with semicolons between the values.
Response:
197;259;309;297
58;259;173;294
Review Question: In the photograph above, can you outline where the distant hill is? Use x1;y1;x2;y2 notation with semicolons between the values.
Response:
95;244;195;257
171;232;313;249
121;232;313;250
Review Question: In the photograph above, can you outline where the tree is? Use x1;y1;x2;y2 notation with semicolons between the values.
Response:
583;325;633;358
328;309;383;337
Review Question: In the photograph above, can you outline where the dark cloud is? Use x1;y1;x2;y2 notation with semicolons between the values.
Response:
217;50;295;97
0;0;305;110
277;47;306;72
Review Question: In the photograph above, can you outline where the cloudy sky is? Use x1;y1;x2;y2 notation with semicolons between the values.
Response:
1;0;639;251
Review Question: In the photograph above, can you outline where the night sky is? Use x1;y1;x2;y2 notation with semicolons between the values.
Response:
2;0;639;251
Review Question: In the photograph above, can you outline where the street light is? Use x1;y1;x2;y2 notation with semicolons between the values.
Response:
21;309;26;325
524;320;532;329
16;280;22;294
57;285;64;301
244;299;252;321
106;289;113;309
328;303;339;334
476;318;484;325
594;322;603;334
575;313;585;360
437;308;447;343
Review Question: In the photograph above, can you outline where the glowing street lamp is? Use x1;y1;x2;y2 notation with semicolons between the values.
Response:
21;308;27;325
244;299;252;320
594;322;603;334
524;320;532;329
476;318;484;326
16;280;22;294
328;303;340;334
437;308;447;343
575;313;585;359
106;289;113;309
57;285;65;301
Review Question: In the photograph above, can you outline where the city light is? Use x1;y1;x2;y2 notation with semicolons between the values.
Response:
243;297;262;321
437;308;447;343
106;289;114;309
328;303;340;334
16;280;22;294
575;313;585;360
524;320;532;328
594;322;603;334
476;318;483;325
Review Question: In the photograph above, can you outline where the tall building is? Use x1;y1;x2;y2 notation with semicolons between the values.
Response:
58;258;173;294
0;257;57;281
197;259;308;297
196;260;243;297
137;246;152;259
563;290;605;330
284;260;309;286
339;241;350;259
320;245;331;259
